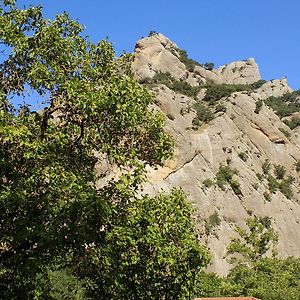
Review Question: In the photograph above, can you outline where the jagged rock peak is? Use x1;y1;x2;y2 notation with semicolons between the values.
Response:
194;58;261;85
132;33;261;86
257;78;292;98
135;33;179;52
216;58;261;85
132;33;187;82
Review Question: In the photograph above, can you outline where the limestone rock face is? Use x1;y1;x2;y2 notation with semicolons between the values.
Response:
132;34;261;86
257;78;292;97
194;66;223;84
130;34;300;275
193;58;261;85
217;58;261;85
143;86;300;276
132;33;187;82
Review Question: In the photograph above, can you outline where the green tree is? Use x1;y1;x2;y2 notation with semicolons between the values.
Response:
223;257;300;300
227;217;278;266
204;62;214;71
192;219;300;300
223;217;300;300
98;190;210;299
33;268;89;300
192;272;223;298
0;1;209;298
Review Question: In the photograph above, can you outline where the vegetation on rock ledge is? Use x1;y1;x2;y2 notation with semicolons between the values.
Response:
264;90;300;129
203;80;266;104
149;71;202;98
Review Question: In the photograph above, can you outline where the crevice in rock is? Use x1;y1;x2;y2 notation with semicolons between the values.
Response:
250;122;286;144
163;152;200;180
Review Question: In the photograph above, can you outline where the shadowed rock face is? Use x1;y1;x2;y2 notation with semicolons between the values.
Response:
132;34;300;275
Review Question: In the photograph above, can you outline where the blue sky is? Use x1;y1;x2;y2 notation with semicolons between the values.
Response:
14;1;300;89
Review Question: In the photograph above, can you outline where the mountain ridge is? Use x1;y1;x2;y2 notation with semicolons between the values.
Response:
131;33;300;275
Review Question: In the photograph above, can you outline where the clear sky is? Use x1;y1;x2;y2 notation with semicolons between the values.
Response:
14;1;300;89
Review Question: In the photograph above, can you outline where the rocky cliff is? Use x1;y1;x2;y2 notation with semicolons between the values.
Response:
132;33;300;275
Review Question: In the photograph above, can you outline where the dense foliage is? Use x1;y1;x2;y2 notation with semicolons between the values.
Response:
0;1;210;298
99;190;210;299
192;257;300;300
224;257;300;300
203;80;266;104
264;90;300;129
150;71;202;98
265;94;300;118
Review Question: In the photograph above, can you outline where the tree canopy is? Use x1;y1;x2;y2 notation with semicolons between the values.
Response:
0;1;210;298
